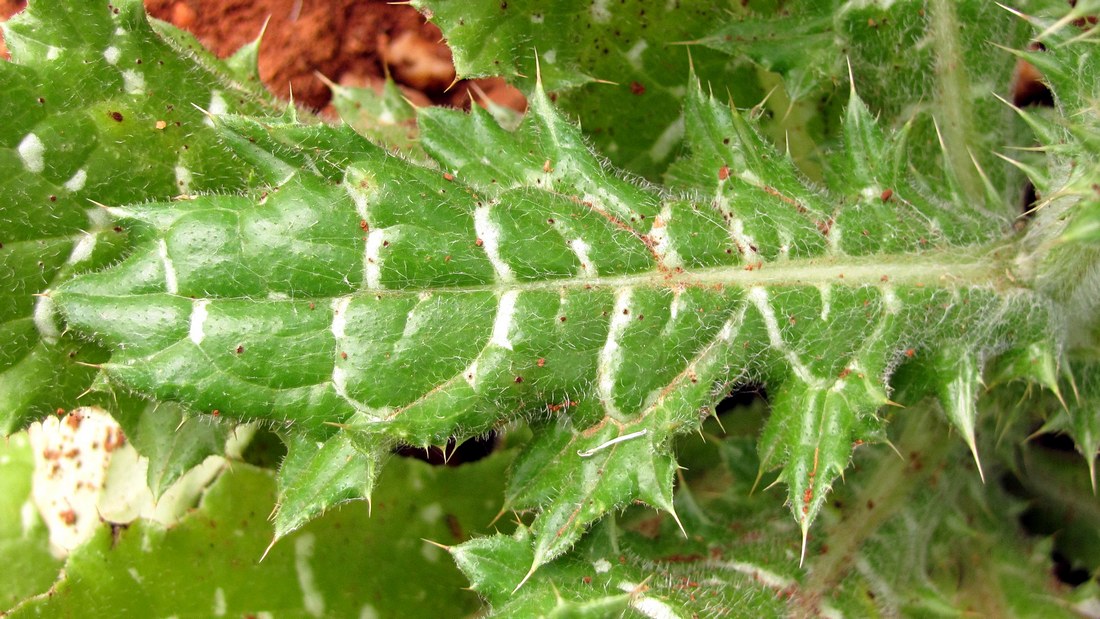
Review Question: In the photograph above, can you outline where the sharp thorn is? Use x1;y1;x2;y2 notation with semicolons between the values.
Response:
259;536;278;562
421;538;451;551
799;527;809;568
668;506;688;539
487;505;508;528
512;561;539;594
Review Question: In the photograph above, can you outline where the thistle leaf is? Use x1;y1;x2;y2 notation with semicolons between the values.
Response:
51;69;1061;579
0;0;276;433
272;428;384;541
412;0;759;178
108;394;231;498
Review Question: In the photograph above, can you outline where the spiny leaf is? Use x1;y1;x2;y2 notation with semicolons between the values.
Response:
412;0;760;178
698;0;1036;213
0;0;276;433
456;422;1080;617
272;427;383;542
321;74;422;156
52;66;1060;583
108;393;231;498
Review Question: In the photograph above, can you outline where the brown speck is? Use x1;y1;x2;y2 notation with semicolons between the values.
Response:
109;111;124;122
59;510;77;526
442;172;455;181
904;348;916;358
154;120;167;130
543;159;552;173
211;409;220;417
475;238;484;247
235;345;244;354
340;351;348;360
359;220;369;231
559;316;567;322
630;81;646;95
880;188;893;202
514;376;523;384
718;165;730;181
537;358;546;367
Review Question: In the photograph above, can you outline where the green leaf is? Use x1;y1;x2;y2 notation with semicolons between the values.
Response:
412;0;760;178
0;0;277;433
0;433;63;612
7;452;512;618
457;416;1079;616
272;428;383;542
699;0;1036;212
322;74;423;156
108;393;231;498
51;69;1063;584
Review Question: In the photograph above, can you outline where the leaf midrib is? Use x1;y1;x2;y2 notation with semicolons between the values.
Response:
67;246;1022;303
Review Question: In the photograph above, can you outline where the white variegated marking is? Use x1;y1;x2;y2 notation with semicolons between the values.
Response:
570;238;597;277
650;204;682;268
67;233;97;266
708;560;794;590
158;239;179;294
363;228;386;289
632;597;680;619
617;582;680;619
827;222;842;253
462;359;480;389
473;204;514;282
344;171;376;220
718;305;748;342
103;46;120;65
489;291;519;351
21;500;36;537
203;90;228;127
359;605;380;619
189;299;209;345
577;429;647;457
46;46;60;60
728;218;760;261
213;587;226;616
63;168;87;192
648;114;684;163
294;533;325;617
778;228;792;260
174;165;192;194
625;40;648;69
748;287;816;384
33;294;61;344
17;133;45;173
331;297;350;339
818;284;832;320
543;49;557;65
598;287;633;418
593;558;612;573
121;69;145;94
882;285;900;314
668;288;684;322
590;0;612;22
418;503;443;523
